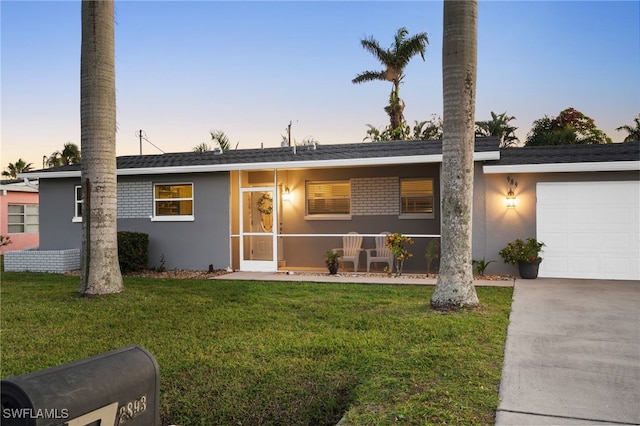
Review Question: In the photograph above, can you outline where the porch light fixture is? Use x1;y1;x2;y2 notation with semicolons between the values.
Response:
283;187;292;202
505;176;517;208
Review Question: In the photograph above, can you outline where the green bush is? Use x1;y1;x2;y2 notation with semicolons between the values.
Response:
117;231;149;273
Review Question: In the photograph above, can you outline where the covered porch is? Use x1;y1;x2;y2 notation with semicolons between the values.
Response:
228;161;442;274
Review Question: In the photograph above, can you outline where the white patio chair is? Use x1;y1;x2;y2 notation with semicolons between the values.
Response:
366;232;394;273
332;232;364;272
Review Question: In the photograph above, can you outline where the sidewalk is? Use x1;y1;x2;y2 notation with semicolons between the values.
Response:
496;278;640;425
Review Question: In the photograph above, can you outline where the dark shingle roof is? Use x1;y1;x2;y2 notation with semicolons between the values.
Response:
27;139;638;178
30;137;500;174
488;141;639;166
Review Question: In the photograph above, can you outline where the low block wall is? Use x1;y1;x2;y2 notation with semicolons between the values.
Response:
4;249;81;273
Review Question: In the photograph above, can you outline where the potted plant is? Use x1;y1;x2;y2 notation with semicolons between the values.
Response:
499;238;545;279
325;251;341;275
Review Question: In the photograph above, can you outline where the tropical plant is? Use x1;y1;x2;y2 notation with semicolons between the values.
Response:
413;115;443;140
79;0;123;295
499;238;545;265
526;107;611;146
193;143;212;153
2;159;33;178
616;114;640;142
363;122;410;142
324;251;341;275
431;0;480;309
385;232;414;276
425;238;439;276
364;115;442;142
209;129;233;151
47;142;81;167
475;111;519;147
352;27;429;132
472;258;495;276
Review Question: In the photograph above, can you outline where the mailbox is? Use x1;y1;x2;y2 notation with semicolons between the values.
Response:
1;345;159;426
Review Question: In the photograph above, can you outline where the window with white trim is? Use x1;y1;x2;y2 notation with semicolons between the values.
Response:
153;183;194;221
306;181;350;216
400;178;434;217
73;185;83;221
8;204;39;233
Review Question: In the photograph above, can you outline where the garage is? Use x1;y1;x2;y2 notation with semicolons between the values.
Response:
537;181;640;280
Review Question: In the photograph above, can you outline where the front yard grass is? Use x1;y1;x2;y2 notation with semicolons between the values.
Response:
0;272;512;425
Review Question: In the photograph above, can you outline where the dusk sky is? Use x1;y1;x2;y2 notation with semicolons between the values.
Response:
2;1;639;170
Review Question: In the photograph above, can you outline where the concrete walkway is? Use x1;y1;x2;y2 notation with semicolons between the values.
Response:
212;270;514;287
496;278;640;425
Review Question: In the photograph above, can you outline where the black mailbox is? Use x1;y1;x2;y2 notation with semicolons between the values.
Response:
1;345;159;426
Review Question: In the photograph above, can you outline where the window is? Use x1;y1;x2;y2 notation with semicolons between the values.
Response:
73;185;83;221
8;204;39;233
400;179;434;217
153;183;194;221
306;181;350;216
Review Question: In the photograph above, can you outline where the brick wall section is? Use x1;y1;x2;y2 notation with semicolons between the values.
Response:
351;177;399;216
118;181;152;218
4;249;80;273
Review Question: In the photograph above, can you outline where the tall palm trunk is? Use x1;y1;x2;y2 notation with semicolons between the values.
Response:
79;0;123;295
431;0;479;309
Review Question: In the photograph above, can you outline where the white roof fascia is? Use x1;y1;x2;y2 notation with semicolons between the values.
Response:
18;171;81;179
21;150;500;179
483;160;640;174
120;151;498;175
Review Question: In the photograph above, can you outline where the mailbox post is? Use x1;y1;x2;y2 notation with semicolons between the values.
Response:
1;345;159;426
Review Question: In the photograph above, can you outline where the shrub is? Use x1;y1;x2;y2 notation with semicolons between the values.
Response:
499;238;545;265
385;232;414;276
117;231;149;273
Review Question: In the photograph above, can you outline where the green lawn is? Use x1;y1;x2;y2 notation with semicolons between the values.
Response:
0;272;512;425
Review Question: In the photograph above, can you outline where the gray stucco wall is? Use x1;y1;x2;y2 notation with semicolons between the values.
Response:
479;169;640;276
39;173;230;271
39;178;82;251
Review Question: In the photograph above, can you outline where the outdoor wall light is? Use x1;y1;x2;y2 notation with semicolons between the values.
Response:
505;176;518;208
283;187;293;202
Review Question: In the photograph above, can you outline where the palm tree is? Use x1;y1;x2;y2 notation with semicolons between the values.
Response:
209;129;232;151
431;0;480;309
2;159;33;178
475;111;519;147
352;27;429;132
193;143;212;153
79;0;123;295
616;115;640;142
47;142;81;167
412;115;443;140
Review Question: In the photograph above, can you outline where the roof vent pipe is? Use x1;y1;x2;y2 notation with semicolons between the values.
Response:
292;145;297;155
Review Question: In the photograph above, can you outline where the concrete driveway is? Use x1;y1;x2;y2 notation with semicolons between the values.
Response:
496;278;640;425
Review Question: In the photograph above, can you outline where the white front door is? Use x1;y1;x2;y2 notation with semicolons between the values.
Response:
240;188;278;271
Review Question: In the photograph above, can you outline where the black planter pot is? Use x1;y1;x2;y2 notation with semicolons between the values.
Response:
518;259;541;279
328;264;339;275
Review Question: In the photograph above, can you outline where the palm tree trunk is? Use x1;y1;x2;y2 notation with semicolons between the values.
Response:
431;0;479;309
79;0;123;295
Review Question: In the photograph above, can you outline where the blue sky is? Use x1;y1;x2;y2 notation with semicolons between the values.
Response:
2;1;639;169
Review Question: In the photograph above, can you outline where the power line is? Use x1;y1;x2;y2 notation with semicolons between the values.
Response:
136;130;165;155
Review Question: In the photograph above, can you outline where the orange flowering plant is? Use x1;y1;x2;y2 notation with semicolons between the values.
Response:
385;232;414;276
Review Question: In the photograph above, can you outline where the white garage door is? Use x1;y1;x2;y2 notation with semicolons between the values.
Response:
537;181;640;280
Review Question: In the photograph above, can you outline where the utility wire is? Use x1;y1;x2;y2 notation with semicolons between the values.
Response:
136;130;165;155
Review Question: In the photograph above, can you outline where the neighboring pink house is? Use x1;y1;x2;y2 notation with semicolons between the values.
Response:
1;179;39;254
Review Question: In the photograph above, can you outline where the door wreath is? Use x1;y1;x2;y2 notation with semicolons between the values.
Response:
256;193;273;232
